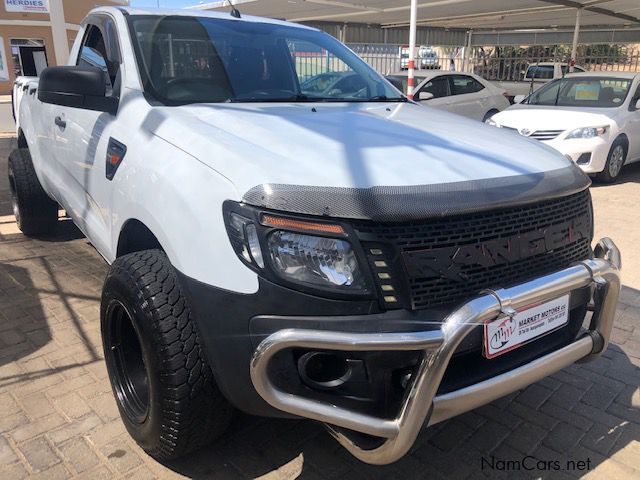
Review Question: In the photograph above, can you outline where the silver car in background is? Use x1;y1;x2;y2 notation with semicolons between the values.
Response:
387;70;511;122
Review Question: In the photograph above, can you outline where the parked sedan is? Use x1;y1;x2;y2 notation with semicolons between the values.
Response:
488;72;640;182
386;71;510;121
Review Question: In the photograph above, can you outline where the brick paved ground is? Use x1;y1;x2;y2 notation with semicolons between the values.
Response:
0;137;638;479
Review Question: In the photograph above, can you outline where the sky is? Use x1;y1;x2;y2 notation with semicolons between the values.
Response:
130;0;207;8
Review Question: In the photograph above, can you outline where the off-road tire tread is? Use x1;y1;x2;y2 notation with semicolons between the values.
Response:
105;250;232;460
8;148;58;235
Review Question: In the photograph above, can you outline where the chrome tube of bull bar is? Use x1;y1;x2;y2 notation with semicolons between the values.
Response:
249;238;621;465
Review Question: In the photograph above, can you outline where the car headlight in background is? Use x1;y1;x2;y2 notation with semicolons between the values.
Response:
565;126;607;139
224;204;369;294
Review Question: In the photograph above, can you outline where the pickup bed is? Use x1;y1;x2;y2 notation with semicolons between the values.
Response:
10;7;621;465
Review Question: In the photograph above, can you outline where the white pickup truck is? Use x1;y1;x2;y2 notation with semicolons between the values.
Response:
10;7;621;465
495;62;586;102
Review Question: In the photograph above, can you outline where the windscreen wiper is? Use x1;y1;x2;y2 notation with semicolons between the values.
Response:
365;95;408;102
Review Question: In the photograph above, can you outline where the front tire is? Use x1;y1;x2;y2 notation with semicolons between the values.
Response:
101;250;233;460
596;138;627;183
7;148;58;235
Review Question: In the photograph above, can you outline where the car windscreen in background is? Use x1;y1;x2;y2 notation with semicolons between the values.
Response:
527;77;632;108
126;15;403;105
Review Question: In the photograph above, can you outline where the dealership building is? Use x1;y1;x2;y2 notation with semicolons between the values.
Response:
0;0;128;95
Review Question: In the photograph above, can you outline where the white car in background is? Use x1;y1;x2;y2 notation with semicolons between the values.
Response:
489;72;640;182
386;71;510;122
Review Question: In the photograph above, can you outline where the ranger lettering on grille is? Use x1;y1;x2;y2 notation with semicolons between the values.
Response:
403;214;591;282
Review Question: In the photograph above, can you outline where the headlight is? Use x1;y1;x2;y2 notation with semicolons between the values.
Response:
224;203;369;295
565;126;607;139
485;118;498;127
267;231;364;289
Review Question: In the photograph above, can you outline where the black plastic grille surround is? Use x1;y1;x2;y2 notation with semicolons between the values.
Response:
353;190;593;310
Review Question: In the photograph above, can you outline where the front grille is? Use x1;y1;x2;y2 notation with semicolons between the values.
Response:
500;126;563;141
529;130;564;141
354;190;592;310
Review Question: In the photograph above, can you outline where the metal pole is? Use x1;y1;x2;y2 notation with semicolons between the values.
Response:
462;30;472;73
570;8;582;73
407;0;418;99
49;0;70;66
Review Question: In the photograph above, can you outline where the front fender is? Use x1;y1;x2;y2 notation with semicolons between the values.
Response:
110;134;259;294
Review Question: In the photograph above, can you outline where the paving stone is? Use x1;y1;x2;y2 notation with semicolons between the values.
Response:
583;459;639;480
44;374;96;398
73;465;118;480
18;436;61;472
547;383;586;410
466;420;511;453
515;384;554;410
28;463;71;480
0;435;18;464
581;382;624;410
543;422;586;453
124;465;158;479
18;391;56;420
427;419;475;452
86;419;125;447
100;440;144;474
10;414;66;443
475;403;523;428
507;401;559;431
539;401;593;432
52;392;92;419
87;392;120;422
572;401;627;428
0;461;29;479
46;412;102;445
503;421;548;454
0;412;28;433
579;422;624;457
59;438;100;474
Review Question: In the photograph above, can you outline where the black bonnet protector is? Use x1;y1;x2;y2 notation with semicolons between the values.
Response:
242;164;591;221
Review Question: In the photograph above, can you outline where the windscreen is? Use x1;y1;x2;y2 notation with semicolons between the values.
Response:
526;77;632;108
127;15;403;105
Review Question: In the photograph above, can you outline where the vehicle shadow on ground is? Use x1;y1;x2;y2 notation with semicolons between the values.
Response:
0;226;103;383
165;290;640;479
0;261;51;370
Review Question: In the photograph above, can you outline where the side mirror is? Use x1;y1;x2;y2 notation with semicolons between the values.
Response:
513;95;526;104
38;66;118;115
635;98;640;111
418;91;434;101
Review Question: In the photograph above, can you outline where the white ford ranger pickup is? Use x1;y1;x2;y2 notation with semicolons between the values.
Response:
10;7;621;466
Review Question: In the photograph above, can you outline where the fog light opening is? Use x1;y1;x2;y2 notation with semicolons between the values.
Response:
298;352;352;389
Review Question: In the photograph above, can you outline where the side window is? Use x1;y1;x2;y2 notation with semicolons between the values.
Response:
526;65;554;80
419;76;449;98
450;75;484;95
76;25;115;96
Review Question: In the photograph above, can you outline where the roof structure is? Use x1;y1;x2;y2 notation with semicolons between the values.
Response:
191;0;640;30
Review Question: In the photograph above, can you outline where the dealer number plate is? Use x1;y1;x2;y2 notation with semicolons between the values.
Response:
484;294;570;359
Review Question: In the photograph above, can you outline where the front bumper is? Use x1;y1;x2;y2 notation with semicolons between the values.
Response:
250;238;621;465
545;136;610;174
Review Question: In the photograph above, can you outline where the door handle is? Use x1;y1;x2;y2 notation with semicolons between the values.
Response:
54;116;66;129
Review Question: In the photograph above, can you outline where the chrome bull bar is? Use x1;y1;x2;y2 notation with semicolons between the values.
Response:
250;238;621;465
